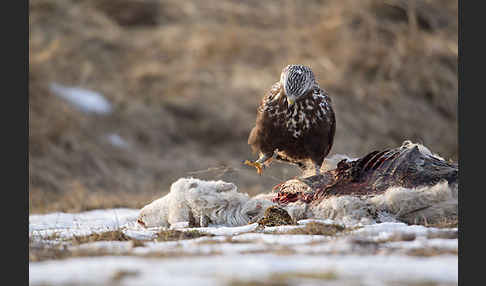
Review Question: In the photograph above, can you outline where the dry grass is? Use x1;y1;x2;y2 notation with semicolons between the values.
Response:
406;247;458;257
111;270;140;283
424;217;459;229
155;229;214;241
29;0;458;213
29;228;151;262
426;230;457;239
29;241;116;262
71;230;131;244
285;222;347;236
388;281;453;286
29;243;71;262
376;232;417;243
271;271;338;281
229;270;338;286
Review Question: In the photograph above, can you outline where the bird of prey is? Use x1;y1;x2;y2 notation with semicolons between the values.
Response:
245;64;336;176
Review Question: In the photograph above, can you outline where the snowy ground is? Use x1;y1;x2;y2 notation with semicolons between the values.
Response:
29;209;458;286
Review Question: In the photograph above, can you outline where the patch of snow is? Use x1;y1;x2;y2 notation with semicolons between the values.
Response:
122;228;158;241
292;237;376;255
29;254;458;286
29;208;458;285
298;218;331;225
263;224;306;233
298;218;345;226
106;133;130;149
73;241;134;254
232;233;330;245
29;209;139;241
170;222;191;229
383;237;458;251
181;223;260;236
49;82;112;114
352;222;429;240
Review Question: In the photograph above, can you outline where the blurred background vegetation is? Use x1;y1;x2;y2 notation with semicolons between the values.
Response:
29;0;458;213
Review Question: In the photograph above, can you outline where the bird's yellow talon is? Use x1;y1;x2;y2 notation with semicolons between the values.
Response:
244;160;264;175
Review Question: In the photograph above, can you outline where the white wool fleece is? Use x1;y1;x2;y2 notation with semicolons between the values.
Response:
138;177;274;228
138;178;457;227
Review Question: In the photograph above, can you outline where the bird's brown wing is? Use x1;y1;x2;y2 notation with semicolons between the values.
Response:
257;82;283;113
248;82;283;155
321;89;336;158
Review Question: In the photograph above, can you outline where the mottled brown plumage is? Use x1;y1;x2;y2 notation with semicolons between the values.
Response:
245;65;336;175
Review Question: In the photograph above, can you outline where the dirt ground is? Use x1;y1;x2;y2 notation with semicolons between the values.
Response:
29;0;458;213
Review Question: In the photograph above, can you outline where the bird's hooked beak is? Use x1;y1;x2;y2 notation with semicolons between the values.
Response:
287;96;296;107
281;79;296;108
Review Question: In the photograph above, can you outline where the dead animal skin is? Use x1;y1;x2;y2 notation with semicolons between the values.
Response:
138;141;458;227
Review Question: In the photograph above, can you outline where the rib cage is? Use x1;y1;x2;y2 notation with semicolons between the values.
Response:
272;143;458;205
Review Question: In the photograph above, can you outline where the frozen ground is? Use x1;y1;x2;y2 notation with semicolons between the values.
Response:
29;208;458;286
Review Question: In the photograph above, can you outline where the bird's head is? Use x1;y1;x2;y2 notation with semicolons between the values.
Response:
280;64;315;107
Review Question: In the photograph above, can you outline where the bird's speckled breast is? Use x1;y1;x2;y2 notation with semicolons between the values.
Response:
264;86;332;139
